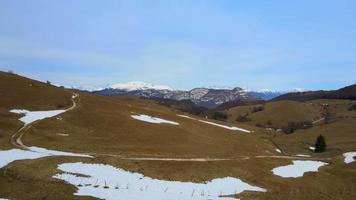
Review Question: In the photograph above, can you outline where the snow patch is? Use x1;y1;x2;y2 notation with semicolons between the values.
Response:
276;149;282;153
177;114;196;120
309;146;315;151
0;147;92;169
28;146;92;158
199;120;251;133
343;152;356;164
57;133;69;136
54;162;266;200
10;109;66;125
272;160;328;178
131;114;179;125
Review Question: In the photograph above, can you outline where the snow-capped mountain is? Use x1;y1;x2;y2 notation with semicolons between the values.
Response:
110;81;173;91
94;82;260;108
246;89;284;101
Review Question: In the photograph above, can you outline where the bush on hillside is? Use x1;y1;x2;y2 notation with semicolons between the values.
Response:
348;103;356;111
235;112;250;122
281;121;313;134
212;111;228;121
314;135;326;153
251;105;264;113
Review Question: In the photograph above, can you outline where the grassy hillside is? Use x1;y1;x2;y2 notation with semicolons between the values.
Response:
0;71;72;110
227;100;321;128
0;71;73;149
273;99;356;155
24;91;272;158
0;72;355;200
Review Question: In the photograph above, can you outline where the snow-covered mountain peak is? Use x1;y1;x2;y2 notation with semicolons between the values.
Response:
287;88;308;93
110;81;173;91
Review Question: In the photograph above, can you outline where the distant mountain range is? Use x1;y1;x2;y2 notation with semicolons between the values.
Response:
70;81;356;109
93;81;284;108
273;84;356;101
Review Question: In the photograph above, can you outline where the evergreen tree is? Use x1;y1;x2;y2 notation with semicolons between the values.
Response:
314;134;326;153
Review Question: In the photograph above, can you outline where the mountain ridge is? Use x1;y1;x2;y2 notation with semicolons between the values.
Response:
94;83;283;108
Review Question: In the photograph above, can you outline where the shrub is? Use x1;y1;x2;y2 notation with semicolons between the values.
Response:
282;122;295;134
251;105;264;113
212;111;228;121
235;112;250;122
282;121;313;134
315;135;326;153
348;103;356;111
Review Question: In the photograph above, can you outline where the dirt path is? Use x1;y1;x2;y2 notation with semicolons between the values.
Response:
10;93;78;150
94;152;310;162
312;117;325;124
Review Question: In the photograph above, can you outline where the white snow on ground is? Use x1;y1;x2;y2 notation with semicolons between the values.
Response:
28;146;92;158
176;114;196;120
199;120;251;133
0;198;9;200
343;152;356;164
0;149;45;168
10;109;66;125
0;148;92;169
309;146;315;151
275;149;282;153
54;162;266;200
131;114;179;125
57;133;69;136
176;114;251;133
272;160;328;178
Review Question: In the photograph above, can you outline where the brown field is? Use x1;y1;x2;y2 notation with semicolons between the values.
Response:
226;100;322;127
0;71;355;200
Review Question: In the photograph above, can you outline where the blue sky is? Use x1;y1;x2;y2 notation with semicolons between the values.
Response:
0;0;355;91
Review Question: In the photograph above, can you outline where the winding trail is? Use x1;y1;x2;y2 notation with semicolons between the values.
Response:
10;93;78;150
8;93;318;162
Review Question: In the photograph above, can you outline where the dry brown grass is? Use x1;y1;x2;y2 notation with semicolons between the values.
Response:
1;71;356;199
227;100;321;127
23;91;274;158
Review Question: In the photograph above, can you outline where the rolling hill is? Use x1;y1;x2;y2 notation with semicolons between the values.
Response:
0;71;355;200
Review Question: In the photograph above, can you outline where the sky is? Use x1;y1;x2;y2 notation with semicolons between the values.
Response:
0;0;356;91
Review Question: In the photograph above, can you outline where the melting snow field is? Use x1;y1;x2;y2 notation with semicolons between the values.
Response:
199;120;251;133
272;160;328;178
10;109;66;125
0;147;92;169
131;114;179;125
343;152;356;164
54;162;265;200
